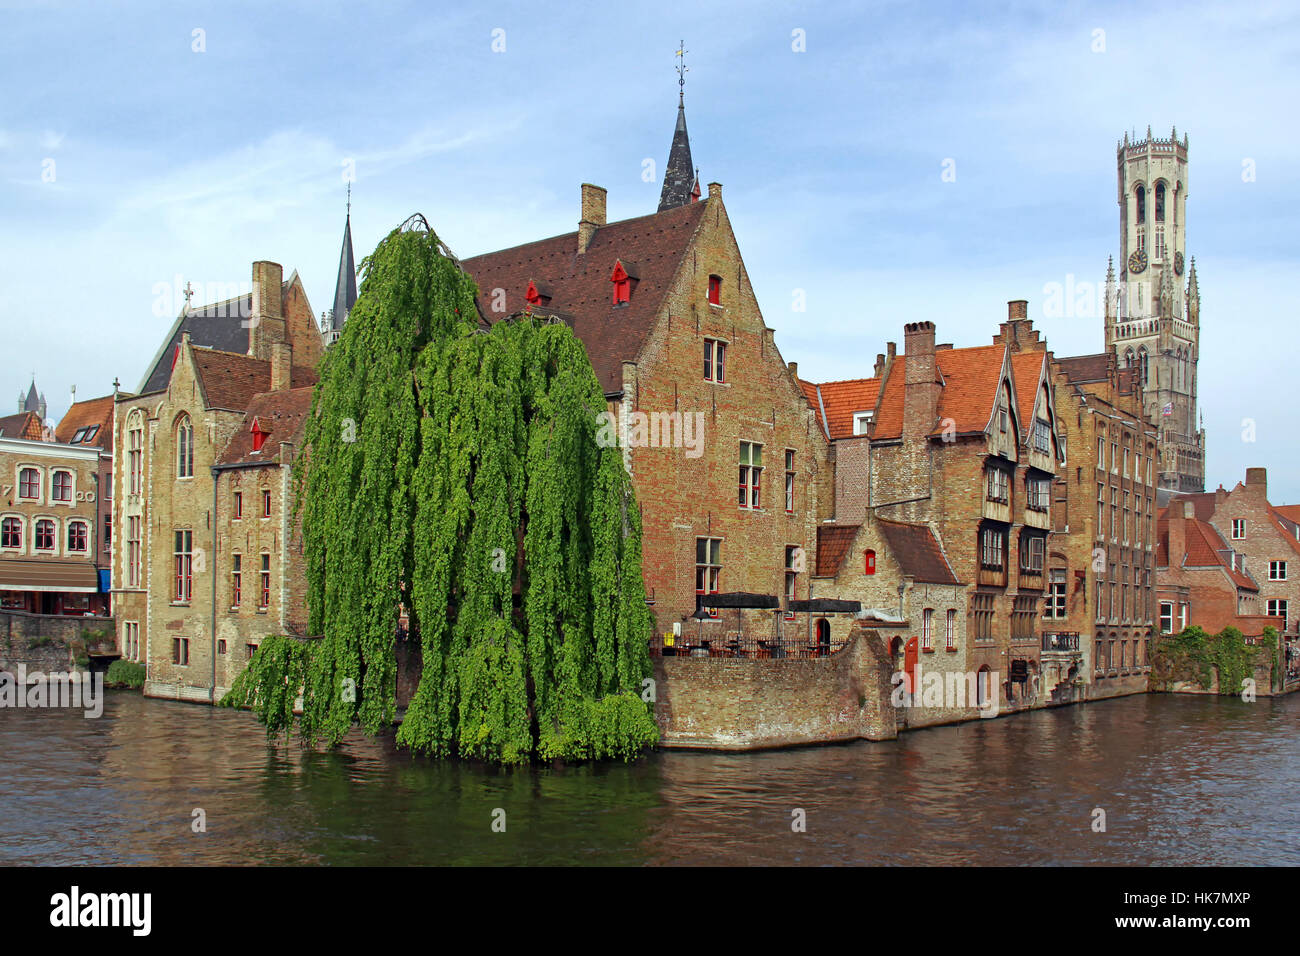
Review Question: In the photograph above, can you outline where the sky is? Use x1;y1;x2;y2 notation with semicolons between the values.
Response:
2;0;1298;497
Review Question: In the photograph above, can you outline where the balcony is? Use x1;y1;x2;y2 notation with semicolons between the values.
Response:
1042;631;1081;653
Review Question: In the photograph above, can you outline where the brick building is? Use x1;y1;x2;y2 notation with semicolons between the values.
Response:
462;98;827;646
113;261;320;700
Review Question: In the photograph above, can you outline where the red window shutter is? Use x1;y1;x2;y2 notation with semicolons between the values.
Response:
708;275;721;305
865;549;876;575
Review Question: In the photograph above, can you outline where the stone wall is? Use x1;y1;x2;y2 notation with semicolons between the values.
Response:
652;628;897;749
0;609;116;673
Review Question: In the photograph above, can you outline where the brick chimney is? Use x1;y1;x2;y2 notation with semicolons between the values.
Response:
873;353;885;379
248;260;286;360
578;183;606;255
902;321;939;441
1167;501;1191;566
708;182;722;200
787;361;798;379
1245;467;1267;498
270;342;292;391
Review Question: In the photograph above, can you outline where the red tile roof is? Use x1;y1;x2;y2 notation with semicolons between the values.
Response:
0;411;44;441
1010;351;1045;433
815;525;859;576
54;395;116;450
1157;513;1257;590
1272;504;1300;525
800;377;881;440
215;386;315;467
462;201;708;395
872;345;1008;440
192;347;318;412
875;518;961;585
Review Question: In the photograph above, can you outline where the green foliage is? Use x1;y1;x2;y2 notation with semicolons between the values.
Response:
105;660;146;689
239;220;657;763
1150;624;1273;694
26;635;52;649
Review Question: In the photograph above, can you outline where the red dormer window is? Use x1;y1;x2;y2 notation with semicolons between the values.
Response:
250;418;269;453
611;262;631;305
525;280;550;307
691;178;702;202
708;274;722;305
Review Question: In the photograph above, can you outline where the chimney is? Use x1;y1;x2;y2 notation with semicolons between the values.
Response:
1008;299;1028;320
578;183;607;255
1245;467;1267;497
249;260;286;360
873;353;885;379
708;182;722;200
1167;502;1190;566
902;321;939;441
787;361;798;380
887;341;897;361
270;342;292;391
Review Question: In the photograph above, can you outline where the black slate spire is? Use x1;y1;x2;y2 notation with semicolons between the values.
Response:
329;204;357;333
658;44;696;212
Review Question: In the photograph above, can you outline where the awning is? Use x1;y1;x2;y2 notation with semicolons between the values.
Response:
788;598;862;613
699;592;780;610
0;558;100;593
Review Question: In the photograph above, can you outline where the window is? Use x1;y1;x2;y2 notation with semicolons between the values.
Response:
695;537;722;617
980;526;1005;570
1;517;20;549
1123;447;1130;477
945;609;957;650
1045;569;1066;619
921;608;934;651
703;339;726;382
218;639;227;655
247;643;259;660
853;412;872;436
1020;533;1044;573
1155;182;1165;222
1110;442;1118;473
123;622;139;662
1096;437;1105;468
67;521;87;552
52;470;72;501
1270;561;1287;581
1267;599;1288;630
71;427;87;444
1012;596;1037;641
1027;477;1050;512
231;554;242;607
1231;519;1246;540
128;416;143;494
174;530;193;603
35;519;55;551
1096;484;1105;533
176;415;194;478
173;637;189;666
128;516;141;587
611;261;631;305
999;408;1008;434
972;593;995;642
708;274;721;305
986;467;1009;503
19;467;39;499
262;489;271;517
1160;601;1173;634
739;442;762;509
1032;419;1051;454
260;553;271;608
233;492;242;519
1135;184;1146;223
784;450;795;513
1179;603;1188;631
784;545;800;619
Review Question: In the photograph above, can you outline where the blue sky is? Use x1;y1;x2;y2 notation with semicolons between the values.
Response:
3;0;1298;497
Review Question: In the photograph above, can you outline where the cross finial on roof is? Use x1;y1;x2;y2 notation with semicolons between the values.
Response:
347;181;351;218
182;281;194;307
676;41;688;105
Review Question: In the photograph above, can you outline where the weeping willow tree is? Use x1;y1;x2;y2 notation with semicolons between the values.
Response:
223;216;657;763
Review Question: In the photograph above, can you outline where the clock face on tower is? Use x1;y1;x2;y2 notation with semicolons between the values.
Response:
1174;252;1185;276
1128;249;1148;274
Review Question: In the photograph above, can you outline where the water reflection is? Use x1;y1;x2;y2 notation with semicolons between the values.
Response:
1;691;1296;865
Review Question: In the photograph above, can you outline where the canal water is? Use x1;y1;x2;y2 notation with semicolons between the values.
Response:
1;691;1296;865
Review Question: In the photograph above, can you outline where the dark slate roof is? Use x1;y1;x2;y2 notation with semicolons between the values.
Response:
137;280;291;395
658;99;696;212
54;395;116;450
191;347;318;412
875;518;961;585
328;214;357;332
815;525;860;577
1055;352;1110;385
22;381;42;413
461;201;708;394
215;386;315;467
0;411;43;440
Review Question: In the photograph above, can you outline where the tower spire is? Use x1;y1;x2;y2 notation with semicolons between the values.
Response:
327;189;358;341
658;42;697;212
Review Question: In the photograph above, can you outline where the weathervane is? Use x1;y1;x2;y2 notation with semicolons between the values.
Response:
346;181;351;217
182;281;194;307
676;41;688;104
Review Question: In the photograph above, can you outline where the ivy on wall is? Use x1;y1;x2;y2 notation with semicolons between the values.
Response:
221;220;657;763
1149;625;1277;695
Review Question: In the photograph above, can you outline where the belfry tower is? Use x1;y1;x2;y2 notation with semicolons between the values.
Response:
1104;127;1205;492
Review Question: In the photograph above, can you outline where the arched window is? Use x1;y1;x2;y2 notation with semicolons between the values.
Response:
1;517;21;549
1155;182;1165;222
67;520;87;552
1135;185;1146;224
176;414;193;478
976;665;993;708
128;411;144;494
1137;346;1149;386
1124;348;1135;368
35;519;55;551
19;467;40;499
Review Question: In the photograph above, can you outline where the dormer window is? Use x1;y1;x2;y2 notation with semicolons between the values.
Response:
251;418;269;453
853;412;873;436
610;261;637;306
525;280;551;308
708;274;722;306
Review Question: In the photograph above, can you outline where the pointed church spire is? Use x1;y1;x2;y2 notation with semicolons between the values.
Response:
328;187;357;337
658;42;697;212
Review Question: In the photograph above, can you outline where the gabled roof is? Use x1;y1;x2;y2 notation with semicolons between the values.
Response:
138;279;293;395
815;525;859;577
1273;504;1300;525
1055;352;1110;385
800;377;881;440
1010;351;1047;432
0;411;44;441
461;201;708;395
875;517;961;585
872;344;1009;440
1157;512;1257;590
54;395;116;450
191;347;318;412
1165;492;1218;523
215;386;315;467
